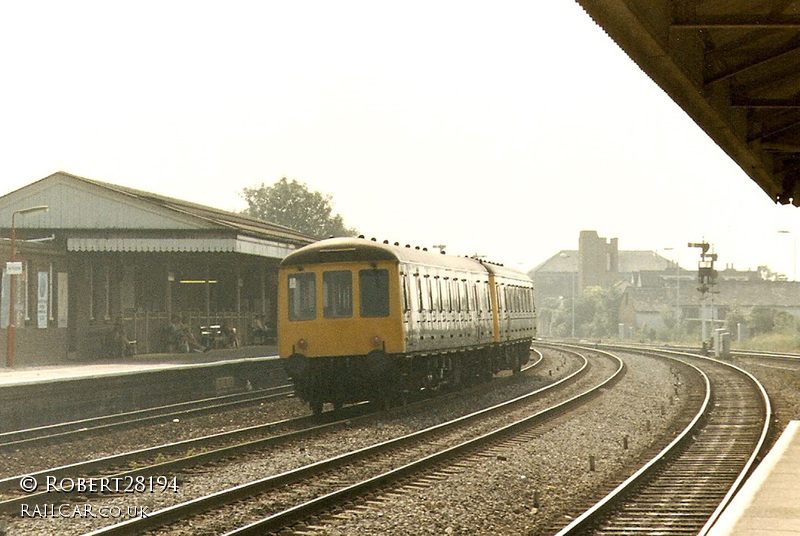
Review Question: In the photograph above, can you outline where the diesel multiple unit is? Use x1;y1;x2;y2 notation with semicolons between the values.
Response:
278;237;536;414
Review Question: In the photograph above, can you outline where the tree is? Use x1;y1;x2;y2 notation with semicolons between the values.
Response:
577;286;622;338
241;177;358;238
542;286;621;339
758;265;787;281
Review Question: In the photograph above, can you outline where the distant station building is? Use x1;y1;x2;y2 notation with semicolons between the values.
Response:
0;172;315;365
531;229;791;341
530;230;686;306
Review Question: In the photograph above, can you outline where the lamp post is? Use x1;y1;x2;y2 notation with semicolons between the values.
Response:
662;247;681;342
6;205;49;367
559;252;576;338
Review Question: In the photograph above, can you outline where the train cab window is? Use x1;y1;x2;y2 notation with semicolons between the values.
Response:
288;273;316;321
323;270;353;318
360;269;390;317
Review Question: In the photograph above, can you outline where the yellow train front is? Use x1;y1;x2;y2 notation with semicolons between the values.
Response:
278;237;536;414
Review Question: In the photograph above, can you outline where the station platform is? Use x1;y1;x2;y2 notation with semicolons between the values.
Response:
0;345;278;387
0;346;285;432
709;420;800;535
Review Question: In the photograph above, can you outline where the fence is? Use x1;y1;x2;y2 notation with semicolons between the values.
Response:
118;311;273;354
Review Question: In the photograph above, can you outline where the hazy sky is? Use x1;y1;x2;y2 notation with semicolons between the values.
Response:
2;1;798;276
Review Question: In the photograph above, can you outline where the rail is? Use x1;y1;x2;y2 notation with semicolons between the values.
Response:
553;344;771;536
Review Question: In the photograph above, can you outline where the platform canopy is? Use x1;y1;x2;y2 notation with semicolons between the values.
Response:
0;171;316;259
575;1;800;205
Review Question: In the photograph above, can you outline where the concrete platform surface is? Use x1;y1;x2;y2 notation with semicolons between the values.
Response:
0;346;278;387
709;420;800;535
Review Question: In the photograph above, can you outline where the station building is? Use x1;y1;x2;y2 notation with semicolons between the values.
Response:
0;172;315;366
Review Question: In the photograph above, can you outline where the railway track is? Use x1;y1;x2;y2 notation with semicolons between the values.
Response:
0;403;370;513
69;347;610;535
0;384;295;451
554;346;771;536
3;349;549;534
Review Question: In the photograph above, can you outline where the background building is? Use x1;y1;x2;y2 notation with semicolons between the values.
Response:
530;229;788;342
0;172;315;365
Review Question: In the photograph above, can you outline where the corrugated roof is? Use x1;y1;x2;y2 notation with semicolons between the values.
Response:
68;173;316;244
0;172;317;247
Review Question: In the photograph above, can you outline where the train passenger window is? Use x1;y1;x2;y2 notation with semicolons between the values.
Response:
360;269;390;317
288;273;316;321
447;280;453;312
401;273;410;312
415;274;425;311
323;271;352;318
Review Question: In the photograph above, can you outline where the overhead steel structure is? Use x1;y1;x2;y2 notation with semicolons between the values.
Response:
575;1;800;205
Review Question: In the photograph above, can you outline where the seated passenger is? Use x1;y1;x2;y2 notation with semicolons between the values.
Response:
169;314;208;353
107;317;135;358
250;314;272;345
221;320;240;348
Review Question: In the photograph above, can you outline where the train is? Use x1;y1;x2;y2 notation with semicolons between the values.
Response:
277;236;537;414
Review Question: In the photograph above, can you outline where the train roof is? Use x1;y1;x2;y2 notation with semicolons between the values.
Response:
281;237;531;282
479;261;534;283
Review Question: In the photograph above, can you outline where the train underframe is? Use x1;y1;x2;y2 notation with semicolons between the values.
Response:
282;340;532;415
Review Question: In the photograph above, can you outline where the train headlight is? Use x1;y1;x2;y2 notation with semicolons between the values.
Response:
371;335;383;348
297;338;308;350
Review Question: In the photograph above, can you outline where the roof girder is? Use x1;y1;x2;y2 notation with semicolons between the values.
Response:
575;0;800;206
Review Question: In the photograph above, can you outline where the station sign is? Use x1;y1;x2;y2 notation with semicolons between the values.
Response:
5;261;22;275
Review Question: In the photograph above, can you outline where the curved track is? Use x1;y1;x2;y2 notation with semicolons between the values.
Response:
78;348;614;535
555;346;771;536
